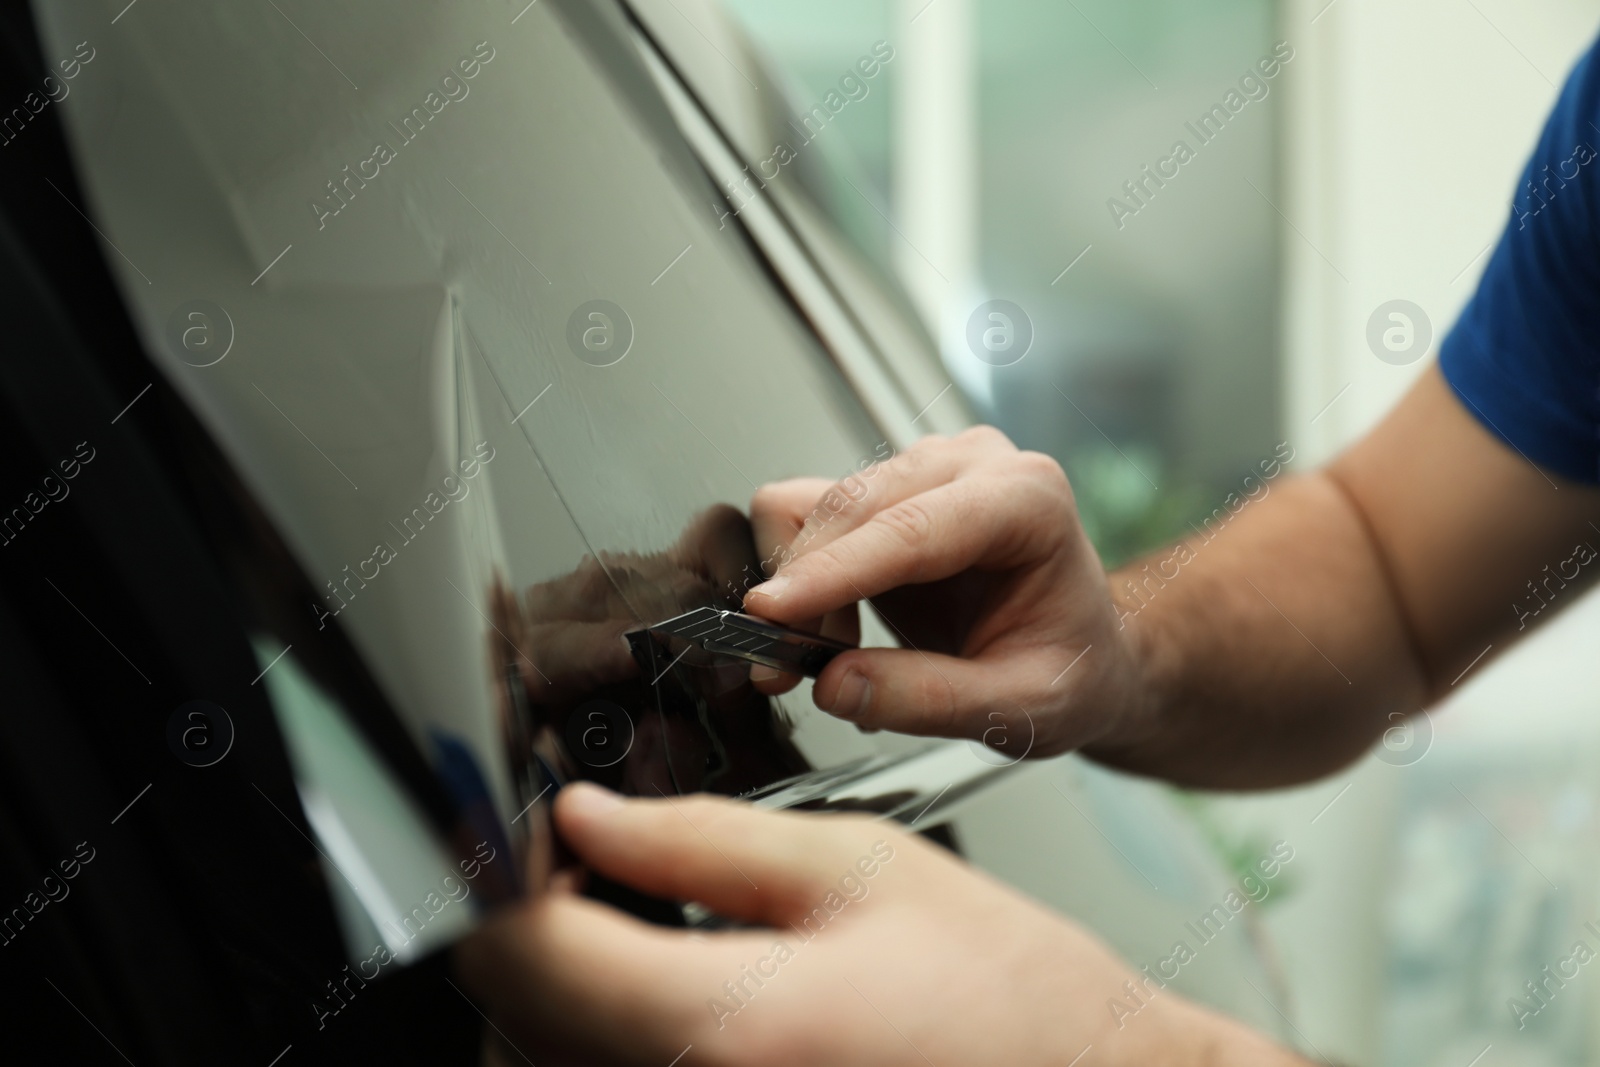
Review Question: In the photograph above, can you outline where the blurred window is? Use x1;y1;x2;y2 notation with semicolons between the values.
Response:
724;0;1284;566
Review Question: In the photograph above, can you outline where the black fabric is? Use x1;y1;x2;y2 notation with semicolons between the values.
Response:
0;8;478;1064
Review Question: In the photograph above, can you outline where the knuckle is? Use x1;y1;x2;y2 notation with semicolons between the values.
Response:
821;475;870;517
1015;449;1066;484
930;675;964;736
1012;451;1075;511
959;424;1014;450
874;498;937;554
885;441;929;480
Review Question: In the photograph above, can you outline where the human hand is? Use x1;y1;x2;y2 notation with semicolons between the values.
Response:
744;426;1146;759
455;784;1301;1067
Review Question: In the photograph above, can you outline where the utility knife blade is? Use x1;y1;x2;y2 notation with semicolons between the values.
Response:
635;606;853;678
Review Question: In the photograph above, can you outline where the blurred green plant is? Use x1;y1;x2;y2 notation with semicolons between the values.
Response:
1063;442;1213;571
1169;789;1299;909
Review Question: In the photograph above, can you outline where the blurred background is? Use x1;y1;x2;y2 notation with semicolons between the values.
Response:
717;0;1600;1063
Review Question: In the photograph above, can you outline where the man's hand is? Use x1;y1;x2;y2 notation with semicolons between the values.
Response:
744;426;1143;758
455;784;1307;1067
744;368;1600;788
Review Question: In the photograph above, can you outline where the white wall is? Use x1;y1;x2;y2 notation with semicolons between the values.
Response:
1254;1;1600;1062
1282;0;1598;456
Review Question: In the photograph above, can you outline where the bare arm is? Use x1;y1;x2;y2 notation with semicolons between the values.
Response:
745;364;1600;788
1090;364;1600;786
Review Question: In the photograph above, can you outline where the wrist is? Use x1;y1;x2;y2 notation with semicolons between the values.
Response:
1076;585;1170;759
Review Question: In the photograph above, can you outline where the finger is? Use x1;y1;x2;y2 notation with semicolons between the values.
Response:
748;477;867;694
748;601;860;694
745;474;1048;625
751;441;949;568
457;890;753;1066
756;429;1019;569
750;476;834;566
554;783;888;925
811;645;1056;750
748;663;800;692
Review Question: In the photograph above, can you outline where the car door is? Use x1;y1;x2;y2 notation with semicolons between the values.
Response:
34;0;1012;957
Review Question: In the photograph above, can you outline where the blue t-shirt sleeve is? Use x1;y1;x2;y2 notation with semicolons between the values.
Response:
1439;39;1600;485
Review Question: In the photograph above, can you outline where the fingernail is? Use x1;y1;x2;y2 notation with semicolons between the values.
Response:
750;664;781;683
562;781;625;817
826;670;871;720
749;575;790;601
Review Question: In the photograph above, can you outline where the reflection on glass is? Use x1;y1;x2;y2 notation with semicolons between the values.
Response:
489;505;808;808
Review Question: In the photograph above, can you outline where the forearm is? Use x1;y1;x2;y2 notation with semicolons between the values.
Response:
1085;470;1427;788
1084;366;1600;788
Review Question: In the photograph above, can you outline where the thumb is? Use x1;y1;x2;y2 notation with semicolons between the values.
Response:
811;646;1052;758
456;890;739;1067
555;783;900;926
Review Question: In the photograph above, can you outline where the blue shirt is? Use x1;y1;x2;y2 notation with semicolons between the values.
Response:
1440;39;1600;484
